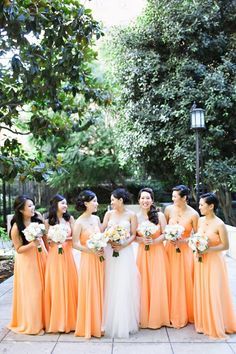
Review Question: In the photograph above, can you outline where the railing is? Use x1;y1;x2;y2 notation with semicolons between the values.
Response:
226;225;236;260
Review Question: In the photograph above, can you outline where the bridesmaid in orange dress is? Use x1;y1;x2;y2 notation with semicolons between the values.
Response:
8;195;47;335
73;190;104;339
165;185;199;328
136;188;170;329
44;194;78;333
194;192;236;339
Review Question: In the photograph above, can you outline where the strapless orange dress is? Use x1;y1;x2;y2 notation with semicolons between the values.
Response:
194;231;236;338
8;241;47;334
75;229;104;338
137;226;170;328
165;221;194;328
44;224;78;333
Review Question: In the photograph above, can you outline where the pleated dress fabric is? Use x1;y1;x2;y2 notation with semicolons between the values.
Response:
9;241;47;334
44;224;78;333
137;226;170;328
194;231;236;338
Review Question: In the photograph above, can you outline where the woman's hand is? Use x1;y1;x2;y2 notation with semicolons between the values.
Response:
95;248;104;257
177;238;188;244
198;248;209;255
33;238;41;247
111;241;126;252
143;237;153;246
135;236;143;244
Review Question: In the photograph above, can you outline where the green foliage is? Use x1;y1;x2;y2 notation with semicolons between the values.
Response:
0;226;8;241
102;0;236;190
0;0;108;181
204;158;236;191
48;116;127;191
0;138;58;181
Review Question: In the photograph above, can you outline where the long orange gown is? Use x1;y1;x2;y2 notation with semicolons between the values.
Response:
44;224;78;333
75;229;104;338
194;231;236;338
165;220;194;328
137;227;170;328
9;241;47;334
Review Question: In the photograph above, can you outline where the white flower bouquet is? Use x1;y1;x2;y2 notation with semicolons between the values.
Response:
23;222;45;252
137;220;159;251
48;224;68;254
104;225;129;257
164;224;185;253
188;233;208;262
86;232;109;262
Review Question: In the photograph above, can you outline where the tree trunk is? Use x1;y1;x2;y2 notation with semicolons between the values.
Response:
216;187;236;226
2;179;7;227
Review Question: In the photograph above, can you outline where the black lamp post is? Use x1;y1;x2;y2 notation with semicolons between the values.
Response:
190;102;205;209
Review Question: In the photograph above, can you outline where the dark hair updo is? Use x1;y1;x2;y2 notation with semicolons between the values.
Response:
138;187;159;225
200;192;219;212
172;184;190;199
10;195;42;245
48;194;70;226
111;188;130;204
76;190;96;211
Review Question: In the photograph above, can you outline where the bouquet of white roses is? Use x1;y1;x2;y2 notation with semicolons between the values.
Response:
164;224;185;253
23;222;45;253
188;232;208;262
48;224;68;254
137;220;159;251
104;225;129;257
86;232;109;262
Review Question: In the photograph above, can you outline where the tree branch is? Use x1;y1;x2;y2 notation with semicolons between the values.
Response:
0;100;23;108
73;119;94;132
0;126;30;135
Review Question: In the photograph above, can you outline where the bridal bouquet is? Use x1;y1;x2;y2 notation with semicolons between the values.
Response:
87;232;109;262
164;224;185;253
137;221;159;251
104;225;129;257
48;224;68;254
188;233;208;262
23;222;45;252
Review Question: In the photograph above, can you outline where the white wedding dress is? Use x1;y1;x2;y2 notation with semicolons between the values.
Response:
103;220;140;338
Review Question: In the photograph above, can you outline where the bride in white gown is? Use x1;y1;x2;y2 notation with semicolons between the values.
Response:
102;188;140;338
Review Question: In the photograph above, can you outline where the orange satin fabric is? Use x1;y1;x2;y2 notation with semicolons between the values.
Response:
165;221;194;328
194;231;236;338
137;227;170;328
75;229;104;338
9;245;47;334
